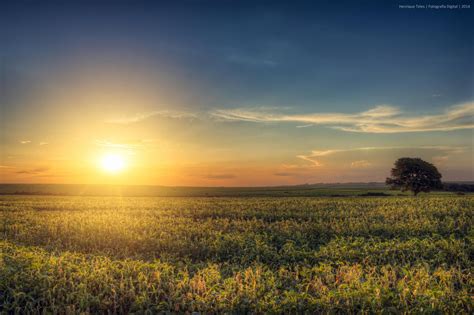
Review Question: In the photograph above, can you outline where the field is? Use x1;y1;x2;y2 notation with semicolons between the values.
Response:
1;194;473;313
0;183;419;197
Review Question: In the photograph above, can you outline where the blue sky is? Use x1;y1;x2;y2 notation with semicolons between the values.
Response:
0;1;472;185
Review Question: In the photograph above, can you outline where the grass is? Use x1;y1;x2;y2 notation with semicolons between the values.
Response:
0;183;434;197
0;195;473;313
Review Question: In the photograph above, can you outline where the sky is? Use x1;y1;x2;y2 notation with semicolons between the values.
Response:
0;0;472;186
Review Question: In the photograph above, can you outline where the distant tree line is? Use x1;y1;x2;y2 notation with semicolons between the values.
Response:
442;182;474;193
386;157;473;195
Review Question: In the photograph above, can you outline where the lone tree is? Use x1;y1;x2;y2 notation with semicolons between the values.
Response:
386;158;442;196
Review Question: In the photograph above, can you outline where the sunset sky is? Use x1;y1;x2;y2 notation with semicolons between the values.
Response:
0;1;472;186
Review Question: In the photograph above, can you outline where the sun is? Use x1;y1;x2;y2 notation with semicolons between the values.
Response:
100;154;125;173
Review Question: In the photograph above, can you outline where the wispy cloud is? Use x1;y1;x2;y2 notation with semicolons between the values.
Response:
39;142;48;146
20;140;31;144
204;174;236;180
350;160;371;169
274;172;296;177
211;102;474;133
227;54;277;67
295;155;324;167
16;167;50;175
297;145;466;165
95;140;157;154
106;110;196;124
95;140;141;149
296;124;314;128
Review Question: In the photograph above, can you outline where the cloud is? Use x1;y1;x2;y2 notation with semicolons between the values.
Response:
296;124;314;128
227;54;277;67
295;155;323;167
204;174;236;180
16;167;50;175
106;110;196;124
297;145;465;165
274;172;296;177
300;149;340;157
20;140;31;144
95;140;137;148
211;102;474;133
39;142;48;146
94;139;158;150
350;160;371;169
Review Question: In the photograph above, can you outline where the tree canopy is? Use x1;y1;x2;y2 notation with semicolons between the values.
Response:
386;158;442;196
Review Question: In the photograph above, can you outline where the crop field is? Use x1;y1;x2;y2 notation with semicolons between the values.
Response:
0;195;473;313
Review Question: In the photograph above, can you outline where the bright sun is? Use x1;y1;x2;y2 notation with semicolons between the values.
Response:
100;154;125;173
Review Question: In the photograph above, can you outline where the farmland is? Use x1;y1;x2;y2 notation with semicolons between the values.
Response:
0;194;473;313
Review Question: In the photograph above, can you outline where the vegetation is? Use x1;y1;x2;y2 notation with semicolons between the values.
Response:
386;158;443;196
0;182;464;198
1;195;473;313
0;183;393;197
443;182;474;193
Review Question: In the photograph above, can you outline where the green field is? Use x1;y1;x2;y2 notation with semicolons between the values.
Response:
1;195;473;313
1;183;470;198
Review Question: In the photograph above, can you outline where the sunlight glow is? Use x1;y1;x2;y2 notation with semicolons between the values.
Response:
100;154;125;173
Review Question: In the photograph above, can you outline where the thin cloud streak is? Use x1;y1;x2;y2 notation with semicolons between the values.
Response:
16;167;50;175
106;110;196;124
94;139;155;154
350;160;371;169
227;54;277;67
211;102;474;133
274;172;295;177
203;174;236;180
295;155;323;167
297;145;466;164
